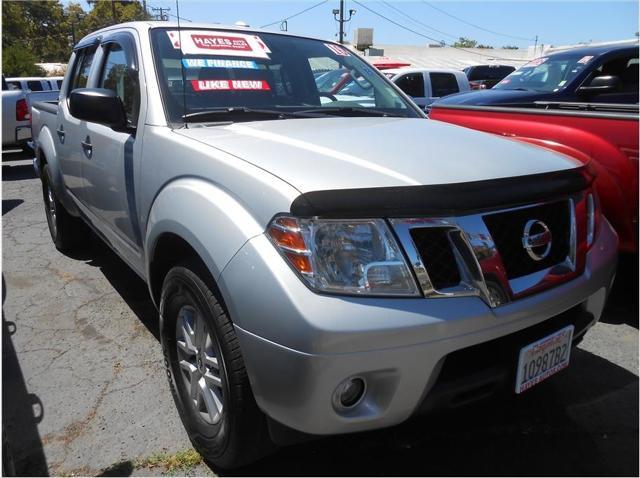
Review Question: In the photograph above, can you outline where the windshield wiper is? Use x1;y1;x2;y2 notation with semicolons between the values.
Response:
182;107;321;122
295;106;405;118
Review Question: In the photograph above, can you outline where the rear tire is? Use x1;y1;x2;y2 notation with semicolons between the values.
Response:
160;260;273;469
41;164;87;252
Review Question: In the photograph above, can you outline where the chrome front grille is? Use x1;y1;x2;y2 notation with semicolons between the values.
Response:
390;195;585;308
483;200;571;279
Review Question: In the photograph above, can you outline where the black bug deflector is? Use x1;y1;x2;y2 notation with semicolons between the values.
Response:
289;164;595;219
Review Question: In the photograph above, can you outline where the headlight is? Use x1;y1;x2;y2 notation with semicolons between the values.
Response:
267;216;420;296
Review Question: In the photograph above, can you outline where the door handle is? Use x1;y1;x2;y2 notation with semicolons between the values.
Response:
56;126;65;144
81;136;93;159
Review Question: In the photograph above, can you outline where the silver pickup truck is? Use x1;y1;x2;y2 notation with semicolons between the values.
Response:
31;22;618;468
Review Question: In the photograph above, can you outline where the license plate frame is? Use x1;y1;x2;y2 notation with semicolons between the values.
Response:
515;325;574;394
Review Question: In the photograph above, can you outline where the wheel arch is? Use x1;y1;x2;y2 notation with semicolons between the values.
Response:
144;177;265;308
35;125;80;216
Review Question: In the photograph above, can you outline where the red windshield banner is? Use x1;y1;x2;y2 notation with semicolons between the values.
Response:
191;79;271;91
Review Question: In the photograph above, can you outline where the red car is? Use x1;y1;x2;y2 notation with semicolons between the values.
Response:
429;102;639;253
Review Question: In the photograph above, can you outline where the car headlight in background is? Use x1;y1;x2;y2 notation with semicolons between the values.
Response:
586;192;599;247
267;216;419;296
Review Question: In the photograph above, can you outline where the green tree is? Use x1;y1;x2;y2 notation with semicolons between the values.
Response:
452;37;477;48
2;1;68;62
2;44;45;76
477;44;494;49
502;45;520;50
2;0;151;66
84;0;150;33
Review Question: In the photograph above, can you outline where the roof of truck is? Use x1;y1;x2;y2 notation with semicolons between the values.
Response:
75;21;331;49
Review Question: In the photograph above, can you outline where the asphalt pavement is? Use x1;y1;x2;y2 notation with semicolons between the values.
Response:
2;148;638;476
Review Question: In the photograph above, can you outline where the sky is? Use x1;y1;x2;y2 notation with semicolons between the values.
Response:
68;0;638;48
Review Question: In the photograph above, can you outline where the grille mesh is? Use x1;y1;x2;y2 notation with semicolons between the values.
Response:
483;200;570;279
410;227;461;290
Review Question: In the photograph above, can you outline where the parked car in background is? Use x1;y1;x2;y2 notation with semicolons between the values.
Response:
383;68;470;109
367;56;412;70
2;75;31;148
32;22;618;468
463;64;516;89
2;76;62;149
435;44;638;107
5;76;62;92
429;101;639;253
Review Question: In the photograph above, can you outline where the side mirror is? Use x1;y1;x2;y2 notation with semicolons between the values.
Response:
577;75;620;95
69;88;130;132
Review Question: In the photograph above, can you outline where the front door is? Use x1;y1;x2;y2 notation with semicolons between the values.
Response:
81;33;144;268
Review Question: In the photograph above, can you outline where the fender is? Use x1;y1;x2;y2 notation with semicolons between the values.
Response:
145;177;266;298
35;124;81;216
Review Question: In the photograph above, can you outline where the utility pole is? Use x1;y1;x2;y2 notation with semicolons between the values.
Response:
332;0;356;44
534;35;538;55
152;6;171;21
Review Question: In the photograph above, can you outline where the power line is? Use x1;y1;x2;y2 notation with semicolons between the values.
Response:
420;1;535;42
352;1;521;60
151;6;171;21
380;0;457;41
146;3;192;22
260;0;328;29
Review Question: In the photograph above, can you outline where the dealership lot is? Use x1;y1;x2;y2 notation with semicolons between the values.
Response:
2;149;638;476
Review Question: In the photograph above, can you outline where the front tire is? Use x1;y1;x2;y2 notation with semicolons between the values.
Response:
160;261;272;469
41;165;87;252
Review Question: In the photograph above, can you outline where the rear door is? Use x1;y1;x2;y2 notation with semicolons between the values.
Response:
58;45;98;199
81;31;144;263
394;72;427;108
428;72;461;104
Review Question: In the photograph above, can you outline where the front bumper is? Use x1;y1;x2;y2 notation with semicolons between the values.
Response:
219;218;618;435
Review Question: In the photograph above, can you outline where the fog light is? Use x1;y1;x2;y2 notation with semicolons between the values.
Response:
333;377;366;410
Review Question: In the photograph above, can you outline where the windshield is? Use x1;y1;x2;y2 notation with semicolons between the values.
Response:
150;28;418;123
494;54;596;92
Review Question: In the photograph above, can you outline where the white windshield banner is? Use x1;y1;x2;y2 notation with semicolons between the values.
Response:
167;30;271;59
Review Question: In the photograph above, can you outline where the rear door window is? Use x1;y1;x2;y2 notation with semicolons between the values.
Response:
27;80;44;91
395;73;424;97
7;81;21;90
69;46;97;94
430;72;459;97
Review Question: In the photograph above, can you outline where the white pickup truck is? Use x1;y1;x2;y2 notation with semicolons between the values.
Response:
383;67;470;109
2;75;61;149
31;22;617;468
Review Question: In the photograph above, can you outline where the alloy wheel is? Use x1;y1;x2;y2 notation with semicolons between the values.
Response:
175;305;225;425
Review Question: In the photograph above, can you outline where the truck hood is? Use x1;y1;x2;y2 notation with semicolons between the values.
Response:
434;89;556;107
176;117;579;193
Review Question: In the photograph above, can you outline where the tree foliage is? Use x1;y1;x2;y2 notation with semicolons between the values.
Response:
502;45;520;50
2;44;45;77
452;37;477;48
2;0;151;67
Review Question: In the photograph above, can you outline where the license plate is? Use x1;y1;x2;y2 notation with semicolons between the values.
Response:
16;126;31;141
515;325;574;394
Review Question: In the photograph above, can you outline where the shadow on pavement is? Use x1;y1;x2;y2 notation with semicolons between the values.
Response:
2;199;24;216
1;148;33;162
66;235;160;341
2;278;49;476
1;164;36;181
601;254;638;328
